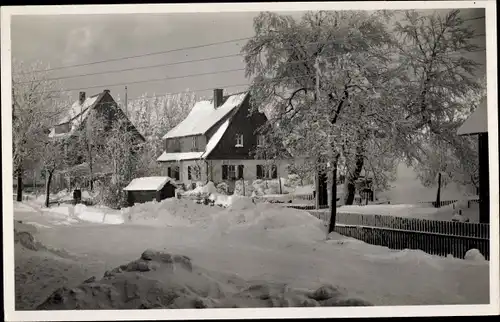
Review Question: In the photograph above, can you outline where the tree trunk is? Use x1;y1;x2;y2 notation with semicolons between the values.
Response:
435;172;442;208
16;170;23;202
45;169;54;208
344;153;364;205
88;145;94;191
328;158;339;234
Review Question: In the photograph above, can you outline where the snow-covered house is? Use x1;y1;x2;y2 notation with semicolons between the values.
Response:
49;89;143;141
157;88;289;191
49;89;145;189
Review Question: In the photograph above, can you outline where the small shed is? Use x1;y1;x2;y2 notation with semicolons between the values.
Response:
457;98;489;223
123;176;176;207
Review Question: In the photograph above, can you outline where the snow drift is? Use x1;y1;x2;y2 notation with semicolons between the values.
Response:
37;249;372;309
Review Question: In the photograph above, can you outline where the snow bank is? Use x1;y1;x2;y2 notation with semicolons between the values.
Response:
123;198;220;227
38;249;372;309
184;181;218;196
464;249;486;262
41;203;124;225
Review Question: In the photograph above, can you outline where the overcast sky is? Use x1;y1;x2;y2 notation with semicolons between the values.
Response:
11;8;486;105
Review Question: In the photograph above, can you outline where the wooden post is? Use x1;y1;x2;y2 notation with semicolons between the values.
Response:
45;169;49;200
328;160;338;234
315;171;320;210
478;133;490;223
435;172;442;208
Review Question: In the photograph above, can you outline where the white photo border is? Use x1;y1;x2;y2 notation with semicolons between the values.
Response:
2;1;498;321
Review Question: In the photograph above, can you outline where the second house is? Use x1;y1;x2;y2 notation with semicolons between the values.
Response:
157;88;288;192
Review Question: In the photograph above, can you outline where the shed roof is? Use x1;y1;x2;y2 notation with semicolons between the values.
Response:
123;176;173;191
457;99;488;136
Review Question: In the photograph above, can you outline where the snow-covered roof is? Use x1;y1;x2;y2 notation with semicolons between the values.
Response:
49;93;102;139
202;119;230;158
163;92;248;139
156;118;231;162
457;99;488;136
60;94;100;125
123;176;172;191
156;151;205;162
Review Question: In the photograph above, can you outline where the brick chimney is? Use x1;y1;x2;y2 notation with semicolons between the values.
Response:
213;88;223;108
79;91;86;105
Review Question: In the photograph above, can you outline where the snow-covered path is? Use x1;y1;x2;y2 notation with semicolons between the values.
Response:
13;199;489;307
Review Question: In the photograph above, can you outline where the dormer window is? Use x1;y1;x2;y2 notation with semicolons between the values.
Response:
54;122;70;134
192;137;198;150
235;134;244;147
257;135;265;147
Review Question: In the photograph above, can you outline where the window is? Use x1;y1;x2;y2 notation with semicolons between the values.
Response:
170;139;180;152
235;134;244;147
188;165;201;181
257;164;278;179
191;137;198;151
55;123;70;134
169;166;180;181
257;135;265;147
228;165;236;180
237;165;244;179
222;165;237;180
256;165;263;179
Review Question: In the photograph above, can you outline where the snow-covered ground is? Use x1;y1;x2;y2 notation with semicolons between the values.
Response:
338;202;480;223
12;194;489;309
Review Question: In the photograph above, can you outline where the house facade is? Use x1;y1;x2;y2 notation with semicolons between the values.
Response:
157;88;289;191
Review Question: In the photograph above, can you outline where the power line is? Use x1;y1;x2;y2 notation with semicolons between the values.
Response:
26;54;351;93
16;35;486;84
16;15;486;75
16;53;243;83
18;36;253;74
114;74;317;103
26;44;486;95
44;67;246;93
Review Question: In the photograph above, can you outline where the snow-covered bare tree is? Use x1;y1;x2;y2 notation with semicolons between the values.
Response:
12;60;68;202
39;139;64;207
98;118;141;208
71;108;108;191
393;10;484;190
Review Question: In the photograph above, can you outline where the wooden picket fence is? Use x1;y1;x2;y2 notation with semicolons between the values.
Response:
309;210;490;260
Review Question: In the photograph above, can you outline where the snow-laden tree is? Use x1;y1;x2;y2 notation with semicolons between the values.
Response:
127;91;198;177
241;10;398;210
393;10;484;192
97;117;141;208
12;60;69;201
